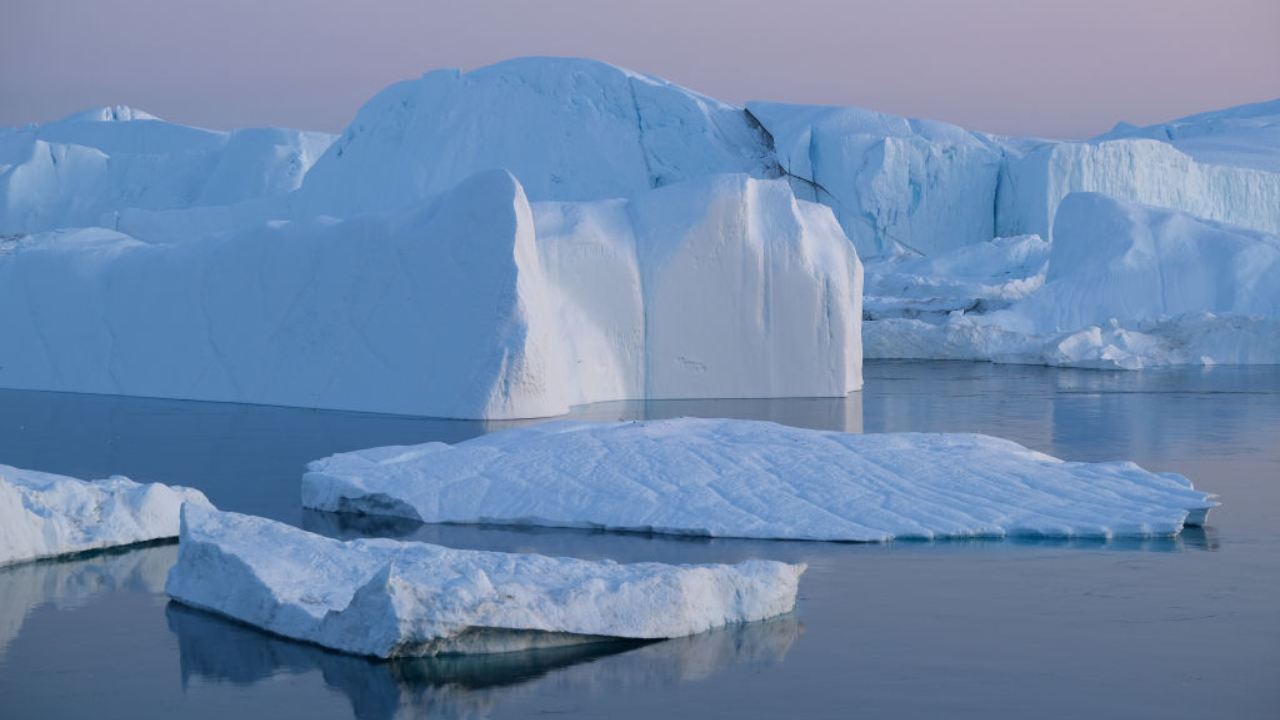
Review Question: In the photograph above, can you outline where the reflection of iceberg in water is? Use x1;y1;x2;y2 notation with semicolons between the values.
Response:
167;602;801;720
0;543;176;657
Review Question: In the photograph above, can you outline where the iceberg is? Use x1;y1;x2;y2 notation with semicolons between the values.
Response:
165;505;804;658
0;463;211;566
0;170;861;419
996;136;1280;241
746;101;1002;258
866;193;1280;369
0;106;333;234
297;57;778;216
302;417;1217;541
1094;98;1280;173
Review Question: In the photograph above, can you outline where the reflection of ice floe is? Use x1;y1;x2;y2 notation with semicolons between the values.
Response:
0;543;176;657
167;602;800;720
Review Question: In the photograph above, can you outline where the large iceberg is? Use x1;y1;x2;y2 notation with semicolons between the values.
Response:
302;417;1217;541
165;505;804;658
865;193;1280;369
0;170;861;419
0;106;333;234
297;57;778;216
0;463;211;566
746;102;1002;258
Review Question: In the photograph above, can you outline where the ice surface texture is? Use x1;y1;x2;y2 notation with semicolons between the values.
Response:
165;504;804;658
303;418;1217;542
0;463;211;566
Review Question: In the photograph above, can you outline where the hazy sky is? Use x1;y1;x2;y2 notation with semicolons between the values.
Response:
2;0;1277;138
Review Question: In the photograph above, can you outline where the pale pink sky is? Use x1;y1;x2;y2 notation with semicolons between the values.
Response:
2;0;1277;138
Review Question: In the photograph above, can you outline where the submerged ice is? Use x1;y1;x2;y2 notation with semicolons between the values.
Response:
165;505;804;658
303;418;1217;542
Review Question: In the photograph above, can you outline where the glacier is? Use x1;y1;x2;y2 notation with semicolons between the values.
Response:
165;504;805;658
0;463;211;566
302;417;1217;542
0;169;861;419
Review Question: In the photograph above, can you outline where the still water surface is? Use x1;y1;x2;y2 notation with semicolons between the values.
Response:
1;361;1277;719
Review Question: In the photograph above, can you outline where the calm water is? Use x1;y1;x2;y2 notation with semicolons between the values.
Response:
1;361;1277;719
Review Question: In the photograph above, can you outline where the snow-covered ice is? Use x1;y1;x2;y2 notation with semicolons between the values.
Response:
302;417;1217;542
165;504;804;658
0;170;861;419
0;463;211;566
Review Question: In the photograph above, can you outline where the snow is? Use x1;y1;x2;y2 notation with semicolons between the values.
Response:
165;504;804;658
747;101;1002;257
0;171;861;419
0;464;211;567
865;194;1280;369
302;417;1217;542
297;57;778;217
0;107;334;234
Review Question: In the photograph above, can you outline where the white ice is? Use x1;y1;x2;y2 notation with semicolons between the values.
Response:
0;170;861;419
0;463;211;566
302;417;1217;542
165;504;804;658
746;101;1003;258
865;193;1280;369
0;105;333;234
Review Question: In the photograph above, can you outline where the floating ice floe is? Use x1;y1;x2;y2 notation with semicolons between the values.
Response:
165;505;804;658
302;417;1217;542
0;463;211;566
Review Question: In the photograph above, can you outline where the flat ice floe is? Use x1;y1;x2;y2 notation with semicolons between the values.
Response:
0;463;211;566
303;418;1217;542
165;505;804;658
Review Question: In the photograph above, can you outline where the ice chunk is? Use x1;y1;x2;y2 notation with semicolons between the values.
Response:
165;505;804;658
746;101;1002;257
0;171;861;419
863;234;1049;320
298;57;778;216
302;417;1217;541
0;464;211;566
